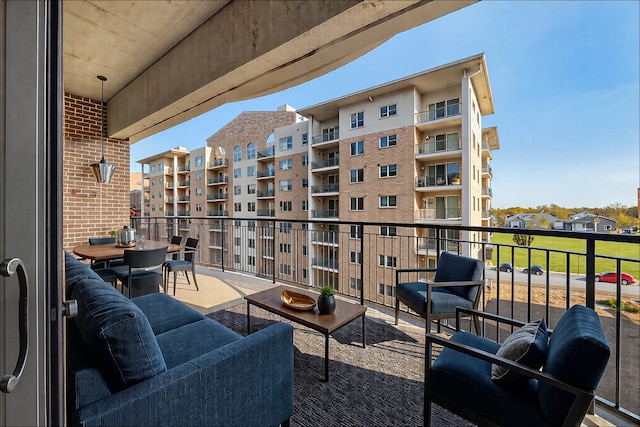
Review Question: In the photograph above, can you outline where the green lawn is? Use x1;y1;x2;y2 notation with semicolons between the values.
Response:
489;232;640;278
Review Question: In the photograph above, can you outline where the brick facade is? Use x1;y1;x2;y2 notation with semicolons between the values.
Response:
63;93;130;250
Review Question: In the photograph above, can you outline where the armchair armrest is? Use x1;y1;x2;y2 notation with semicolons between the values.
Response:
454;307;528;331
75;322;294;427
426;333;593;403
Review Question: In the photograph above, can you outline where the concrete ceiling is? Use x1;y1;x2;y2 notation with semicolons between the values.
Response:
63;0;477;142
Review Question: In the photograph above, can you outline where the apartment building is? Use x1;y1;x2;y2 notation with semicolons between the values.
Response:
136;53;499;294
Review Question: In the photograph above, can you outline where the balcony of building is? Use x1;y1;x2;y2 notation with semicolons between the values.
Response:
178;180;191;188
207;209;229;217
415;137;462;161
310;183;339;196
310;209;339;219
257;146;275;160
415;208;462;222
208;176;228;186
257;169;276;179
257;189;275;199
482;186;493;198
208;158;229;170
177;165;191;173
207;193;228;201
482;164;493;177
311;130;340;149
257;209;275;217
129;216;639;427
310;157;340;172
415;175;462;191
178;195;190;203
414;104;462;132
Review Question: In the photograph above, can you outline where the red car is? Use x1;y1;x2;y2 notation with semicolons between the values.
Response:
595;272;636;286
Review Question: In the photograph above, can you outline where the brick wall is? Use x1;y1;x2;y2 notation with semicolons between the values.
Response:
63;93;130;250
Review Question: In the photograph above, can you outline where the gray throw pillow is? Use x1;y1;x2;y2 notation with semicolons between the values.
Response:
491;318;548;383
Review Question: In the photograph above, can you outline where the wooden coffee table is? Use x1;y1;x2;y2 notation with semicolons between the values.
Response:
245;286;367;382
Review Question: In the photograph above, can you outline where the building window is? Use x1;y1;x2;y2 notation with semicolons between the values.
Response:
234;237;241;246
350;251;362;264
378;284;395;296
379;134;397;148
234;146;242;161
247;142;256;159
302;155;308;166
248;255;255;267
195;172;203;181
379;195;397;208
350;278;362;291
279;201;292;212
279;159;292;170
279;136;293;151
247;184;256;194
350;197;364;211
350;140;364;156
380;226;397;237
428;98;460;120
233;168;241;178
247;165;256;176
302;133;308;144
279;222;292;233
151;178;156;185
378;255;397;268
150;165;156;173
248;239;255;249
234;185;241;195
379;103;397;118
379;164;397;178
322;127;339;141
350;168;364;183
350;111;364;129
234;254;241;264
158;161;163;170
159;177;163;185
247;202;256;212
195;203;202;212
279;264;292;276
234;202;241;212
279;180;292;192
195;187;203;196
302;245;307;256
301;200;308;211
194;156;203;167
279;243;291;253
350;225;361;239
301;178;308;188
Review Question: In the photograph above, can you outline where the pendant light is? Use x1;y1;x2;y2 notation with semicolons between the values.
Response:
90;75;115;183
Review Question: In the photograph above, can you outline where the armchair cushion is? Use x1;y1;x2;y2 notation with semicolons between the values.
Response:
539;305;610;426
433;251;483;301
71;278;167;391
491;319;548;383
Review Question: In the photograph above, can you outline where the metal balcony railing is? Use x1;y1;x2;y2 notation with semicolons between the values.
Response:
310;158;339;170
416;138;461;155
311;183;339;194
208;176;228;185
311;130;339;145
207;193;228;201
415;208;462;221
130;215;640;424
310;209;339;218
416;175;462;187
415;104;461;123
208;159;229;168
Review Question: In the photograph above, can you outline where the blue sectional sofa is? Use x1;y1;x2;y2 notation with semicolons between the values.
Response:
64;251;294;426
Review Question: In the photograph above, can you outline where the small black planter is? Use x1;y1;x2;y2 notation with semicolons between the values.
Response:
317;295;336;315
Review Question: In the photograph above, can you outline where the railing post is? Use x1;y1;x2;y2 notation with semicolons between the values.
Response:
272;220;276;284
359;222;364;305
220;219;225;272
585;236;596;309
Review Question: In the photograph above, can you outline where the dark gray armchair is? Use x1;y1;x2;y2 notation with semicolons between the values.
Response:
163;237;199;295
395;251;484;333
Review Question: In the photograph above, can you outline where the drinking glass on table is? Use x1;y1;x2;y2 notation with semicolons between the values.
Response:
137;235;145;249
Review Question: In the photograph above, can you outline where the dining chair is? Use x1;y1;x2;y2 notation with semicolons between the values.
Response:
167;235;183;261
87;236;121;286
115;246;168;298
163;237;199;295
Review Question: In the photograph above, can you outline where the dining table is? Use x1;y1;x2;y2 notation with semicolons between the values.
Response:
72;239;185;263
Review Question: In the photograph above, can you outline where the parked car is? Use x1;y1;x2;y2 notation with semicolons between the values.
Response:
498;263;513;273
595;271;636;286
523;265;544;275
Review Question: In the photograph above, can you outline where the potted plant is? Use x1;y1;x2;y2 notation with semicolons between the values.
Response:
317;285;336;315
108;230;118;237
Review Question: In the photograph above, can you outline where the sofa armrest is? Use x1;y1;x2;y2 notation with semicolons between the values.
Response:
73;322;294;427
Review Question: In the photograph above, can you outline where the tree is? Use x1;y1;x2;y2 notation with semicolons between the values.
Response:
513;233;534;246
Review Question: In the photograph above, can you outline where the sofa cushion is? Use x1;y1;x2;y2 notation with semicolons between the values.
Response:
430;331;547;427
539;305;610;426
72;278;167;391
156;318;242;368
491;318;548;383
132;293;205;335
64;251;102;294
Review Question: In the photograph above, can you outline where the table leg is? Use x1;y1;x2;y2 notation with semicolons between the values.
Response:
246;301;251;335
324;332;329;382
362;313;366;348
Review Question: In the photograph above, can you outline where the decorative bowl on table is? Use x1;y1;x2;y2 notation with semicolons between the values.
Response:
281;288;316;311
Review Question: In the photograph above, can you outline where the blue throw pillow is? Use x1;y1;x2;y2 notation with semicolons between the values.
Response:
71;278;167;391
491;318;548;383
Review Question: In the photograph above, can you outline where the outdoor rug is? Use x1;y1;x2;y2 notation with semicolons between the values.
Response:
207;304;473;427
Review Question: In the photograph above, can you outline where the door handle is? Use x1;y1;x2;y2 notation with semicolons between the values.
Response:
0;258;29;393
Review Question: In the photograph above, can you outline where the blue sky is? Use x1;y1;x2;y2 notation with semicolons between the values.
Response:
130;1;640;209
